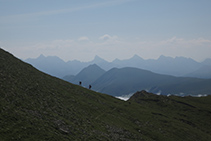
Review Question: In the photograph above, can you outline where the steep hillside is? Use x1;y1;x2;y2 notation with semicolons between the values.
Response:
1;48;211;140
1;49;137;140
92;67;211;96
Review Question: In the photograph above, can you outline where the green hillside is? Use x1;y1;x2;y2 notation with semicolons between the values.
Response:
0;48;211;140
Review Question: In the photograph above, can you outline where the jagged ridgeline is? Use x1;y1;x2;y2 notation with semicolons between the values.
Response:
0;48;211;140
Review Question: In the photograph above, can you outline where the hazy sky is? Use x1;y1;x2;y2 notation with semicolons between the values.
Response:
1;0;211;62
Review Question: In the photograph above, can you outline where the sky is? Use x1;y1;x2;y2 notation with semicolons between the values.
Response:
0;0;211;62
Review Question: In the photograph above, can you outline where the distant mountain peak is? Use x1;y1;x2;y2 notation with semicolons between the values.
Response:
131;54;142;59
132;54;140;58
89;63;99;67
113;58;121;62
94;55;103;60
84;64;105;71
158;55;172;60
92;55;107;63
202;58;211;66
38;54;45;59
85;64;103;70
175;56;189;60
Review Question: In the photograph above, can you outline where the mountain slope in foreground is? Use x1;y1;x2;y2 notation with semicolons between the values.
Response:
0;48;211;140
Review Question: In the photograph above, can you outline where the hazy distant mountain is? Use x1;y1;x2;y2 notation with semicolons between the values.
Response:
148;56;202;76
25;54;210;79
91;67;211;96
25;55;109;78
90;55;107;64
63;64;105;87
89;55;116;71
112;55;202;76
185;65;211;79
25;54;69;78
202;58;211;66
112;54;145;68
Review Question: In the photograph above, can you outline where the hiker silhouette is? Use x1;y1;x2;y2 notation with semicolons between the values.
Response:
79;81;82;86
89;85;92;89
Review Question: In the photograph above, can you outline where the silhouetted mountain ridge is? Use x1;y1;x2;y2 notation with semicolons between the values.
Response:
25;55;111;78
63;64;211;96
91;67;211;96
25;54;211;79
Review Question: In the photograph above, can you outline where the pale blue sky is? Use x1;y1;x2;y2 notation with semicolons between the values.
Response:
1;0;211;62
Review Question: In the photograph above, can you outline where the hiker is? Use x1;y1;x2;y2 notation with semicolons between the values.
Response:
89;85;92;89
79;81;82;86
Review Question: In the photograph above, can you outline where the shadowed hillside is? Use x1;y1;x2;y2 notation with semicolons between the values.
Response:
1;48;211;140
92;67;211;96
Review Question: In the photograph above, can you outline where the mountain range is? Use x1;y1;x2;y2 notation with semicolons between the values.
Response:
1;48;211;140
64;64;211;96
25;54;211;79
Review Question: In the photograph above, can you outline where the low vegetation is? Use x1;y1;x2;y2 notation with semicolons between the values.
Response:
0;48;211;140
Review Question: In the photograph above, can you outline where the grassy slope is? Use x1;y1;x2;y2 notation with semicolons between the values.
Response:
0;48;211;140
129;91;211;141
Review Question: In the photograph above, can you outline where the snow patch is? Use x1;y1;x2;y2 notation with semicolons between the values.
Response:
115;93;134;101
